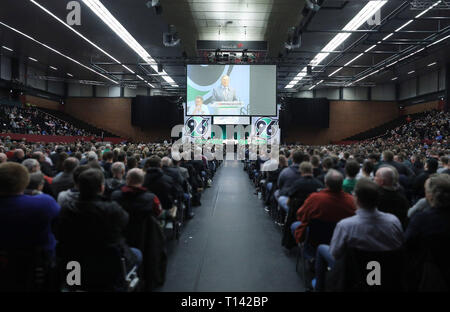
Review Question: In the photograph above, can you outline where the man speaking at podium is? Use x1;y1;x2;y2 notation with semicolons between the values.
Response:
212;75;238;102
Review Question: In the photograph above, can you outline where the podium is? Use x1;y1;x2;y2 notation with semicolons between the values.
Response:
210;101;244;115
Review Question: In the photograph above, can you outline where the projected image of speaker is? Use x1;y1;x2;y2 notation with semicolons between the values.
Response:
186;64;277;116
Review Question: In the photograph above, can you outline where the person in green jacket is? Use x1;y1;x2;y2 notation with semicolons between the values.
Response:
343;160;360;194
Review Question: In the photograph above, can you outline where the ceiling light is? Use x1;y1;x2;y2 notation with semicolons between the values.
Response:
1;46;13;51
427;34;450;47
286;1;387;88
49;66;58;71
383;33;393;41
391;77;398;80
67;73;74;77
395;20;413;32
82;0;178;87
309;80;324;90
30;0;136;76
0;20;117;84
28;57;38;62
408;70;415;74
344;53;364;66
365;45;377;52
329;67;343;77
415;1;441;18
428;62;437;67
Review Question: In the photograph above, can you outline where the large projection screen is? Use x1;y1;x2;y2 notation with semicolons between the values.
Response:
186;65;276;116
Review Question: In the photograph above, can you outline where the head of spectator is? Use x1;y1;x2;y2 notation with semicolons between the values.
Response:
425;174;450;210
374;166;398;189
325;169;344;193
72;165;91;190
26;172;45;195
111;162;126;180
425;158;439;174
13;148;25;162
32;151;45;163
0;152;7;163
0;162;30;196
292;150;305;165
161;157;172;168
368;153;380;164
353;178;380;210
279;155;288;168
126;168;145;188
322;157;333;172
78;168;105;200
345;160;360;179
22;158;41;173
299;161;313;177
63;157;79;174
362;160;375;178
103;151;114;163
118;152;127;165
87;150;98;161
127;156;137;170
383;150;394;162
311;155;320;168
145;155;162;169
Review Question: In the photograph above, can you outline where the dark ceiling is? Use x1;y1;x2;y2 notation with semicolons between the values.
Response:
0;0;449;94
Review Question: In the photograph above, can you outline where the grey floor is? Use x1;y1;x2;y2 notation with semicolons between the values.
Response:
158;160;304;292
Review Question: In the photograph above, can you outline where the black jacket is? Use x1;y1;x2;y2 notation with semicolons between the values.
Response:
162;166;185;197
404;207;450;291
54;196;137;269
111;186;167;290
144;168;175;210
377;187;410;229
105;178;125;199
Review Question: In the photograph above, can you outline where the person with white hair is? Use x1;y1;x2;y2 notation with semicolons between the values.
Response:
104;162;126;198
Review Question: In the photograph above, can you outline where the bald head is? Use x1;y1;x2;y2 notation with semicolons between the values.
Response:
126;168;145;187
375;166;396;188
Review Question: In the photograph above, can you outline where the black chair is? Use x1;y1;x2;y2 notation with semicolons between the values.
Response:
0;247;54;292
57;244;139;292
326;247;405;292
296;219;337;290
404;234;450;291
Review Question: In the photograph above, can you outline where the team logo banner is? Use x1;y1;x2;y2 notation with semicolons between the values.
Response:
250;105;281;145
183;116;212;142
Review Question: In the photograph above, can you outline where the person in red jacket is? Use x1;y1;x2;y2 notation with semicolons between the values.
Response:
291;169;356;243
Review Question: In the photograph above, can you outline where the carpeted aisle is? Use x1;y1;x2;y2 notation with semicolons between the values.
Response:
158;160;304;292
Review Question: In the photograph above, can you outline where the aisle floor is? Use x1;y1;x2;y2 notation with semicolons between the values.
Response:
158;160;304;292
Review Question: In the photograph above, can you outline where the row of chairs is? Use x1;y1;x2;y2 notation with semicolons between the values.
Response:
1;160;221;292
244;160;415;292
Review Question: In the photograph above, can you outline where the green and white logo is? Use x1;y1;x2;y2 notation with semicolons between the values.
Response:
185;116;210;138
255;117;278;139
